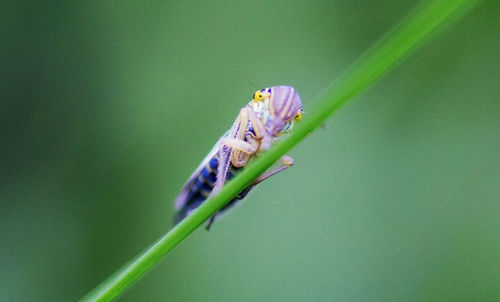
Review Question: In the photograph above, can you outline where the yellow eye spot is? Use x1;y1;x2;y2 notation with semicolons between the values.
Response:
253;90;266;102
294;109;303;121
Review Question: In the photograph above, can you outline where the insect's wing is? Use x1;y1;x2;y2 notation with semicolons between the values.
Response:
175;111;248;228
212;113;244;193
174;139;221;210
212;144;232;193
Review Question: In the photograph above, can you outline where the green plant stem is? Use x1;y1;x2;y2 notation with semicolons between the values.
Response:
80;0;480;301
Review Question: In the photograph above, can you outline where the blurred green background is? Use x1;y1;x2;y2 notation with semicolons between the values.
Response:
2;0;499;301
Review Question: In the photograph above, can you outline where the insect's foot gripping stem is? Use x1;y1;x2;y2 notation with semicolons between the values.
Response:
253;155;295;185
205;213;217;231
279;155;294;166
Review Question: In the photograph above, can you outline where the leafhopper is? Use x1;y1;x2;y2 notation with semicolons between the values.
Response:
174;86;303;229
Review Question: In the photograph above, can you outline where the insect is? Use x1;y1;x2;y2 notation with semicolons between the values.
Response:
174;86;303;230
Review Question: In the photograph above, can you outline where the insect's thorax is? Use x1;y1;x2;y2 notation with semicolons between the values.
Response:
250;99;271;126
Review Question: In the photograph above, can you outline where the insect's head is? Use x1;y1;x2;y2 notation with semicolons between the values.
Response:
263;86;303;136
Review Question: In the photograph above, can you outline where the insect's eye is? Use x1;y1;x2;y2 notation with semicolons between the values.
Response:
253;90;266;102
294;109;303;122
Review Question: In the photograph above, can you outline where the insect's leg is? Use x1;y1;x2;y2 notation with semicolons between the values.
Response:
246;106;277;150
213;109;247;192
220;138;256;154
222;108;260;167
244;105;266;140
253;155;294;185
231;155;293;203
205;213;217;231
204;109;254;231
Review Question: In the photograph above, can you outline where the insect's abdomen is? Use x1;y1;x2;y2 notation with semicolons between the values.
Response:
174;154;245;224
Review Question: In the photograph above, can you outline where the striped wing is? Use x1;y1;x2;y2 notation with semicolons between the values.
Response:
174;139;221;210
173;139;250;224
174;113;257;226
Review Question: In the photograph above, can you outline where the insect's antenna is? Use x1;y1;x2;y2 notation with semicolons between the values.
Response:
245;78;259;89
235;74;259;90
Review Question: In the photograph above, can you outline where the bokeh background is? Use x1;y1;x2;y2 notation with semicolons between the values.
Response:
2;0;499;301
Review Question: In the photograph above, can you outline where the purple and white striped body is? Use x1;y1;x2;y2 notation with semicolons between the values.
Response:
174;86;303;229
